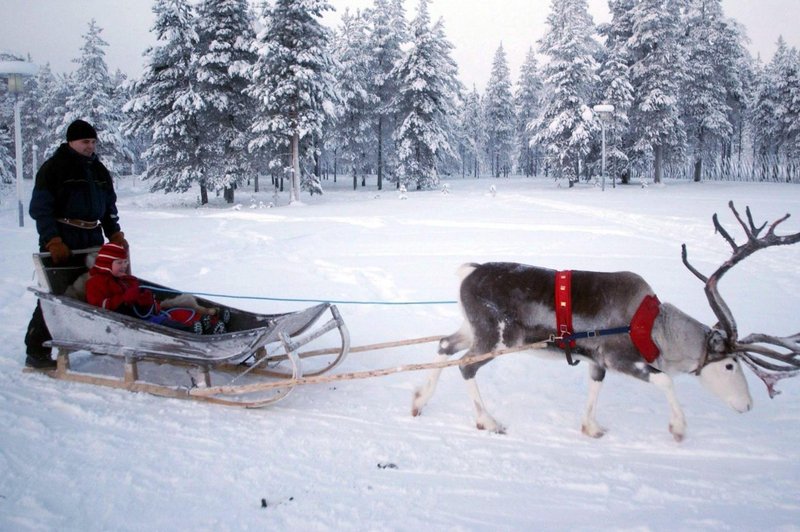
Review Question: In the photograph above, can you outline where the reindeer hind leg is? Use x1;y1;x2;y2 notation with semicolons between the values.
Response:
465;373;505;434
411;325;472;417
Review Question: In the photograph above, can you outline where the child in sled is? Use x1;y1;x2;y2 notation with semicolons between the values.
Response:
85;243;227;334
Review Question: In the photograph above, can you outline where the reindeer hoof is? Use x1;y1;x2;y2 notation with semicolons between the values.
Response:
476;420;506;434
411;391;425;417
581;424;606;438
670;425;685;442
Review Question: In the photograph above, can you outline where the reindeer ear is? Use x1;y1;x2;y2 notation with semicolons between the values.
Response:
707;329;727;354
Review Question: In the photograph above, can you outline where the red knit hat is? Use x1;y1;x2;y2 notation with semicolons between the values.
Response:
92;243;128;273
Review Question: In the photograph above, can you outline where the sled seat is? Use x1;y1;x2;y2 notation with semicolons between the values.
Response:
33;247;97;297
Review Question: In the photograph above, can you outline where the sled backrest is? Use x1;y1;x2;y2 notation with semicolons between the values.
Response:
33;247;99;296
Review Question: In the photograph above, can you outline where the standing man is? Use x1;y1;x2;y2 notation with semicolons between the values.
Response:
25;119;128;368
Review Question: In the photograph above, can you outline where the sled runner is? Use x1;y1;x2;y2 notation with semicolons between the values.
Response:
27;248;350;407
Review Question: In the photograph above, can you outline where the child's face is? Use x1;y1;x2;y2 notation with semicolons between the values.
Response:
111;258;129;277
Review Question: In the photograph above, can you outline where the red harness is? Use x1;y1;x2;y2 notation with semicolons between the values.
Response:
629;294;661;362
554;270;661;362
554;271;576;349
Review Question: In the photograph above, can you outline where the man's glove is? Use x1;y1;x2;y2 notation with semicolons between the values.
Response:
45;237;70;264
109;231;129;251
123;284;139;305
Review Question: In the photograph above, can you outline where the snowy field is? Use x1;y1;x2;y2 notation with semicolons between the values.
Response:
1;175;799;530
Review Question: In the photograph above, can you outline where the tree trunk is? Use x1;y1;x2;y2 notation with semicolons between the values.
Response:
314;137;321;179
224;186;234;203
693;158;702;182
653;144;663;184
290;131;301;203
200;182;209;205
333;147;338;183
377;118;384;191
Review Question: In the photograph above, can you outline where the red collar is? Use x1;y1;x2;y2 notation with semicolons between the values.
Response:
630;294;661;362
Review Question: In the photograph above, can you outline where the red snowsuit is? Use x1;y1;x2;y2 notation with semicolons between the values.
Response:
85;270;210;333
85;270;159;317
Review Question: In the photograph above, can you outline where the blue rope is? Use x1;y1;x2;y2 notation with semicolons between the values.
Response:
141;285;457;306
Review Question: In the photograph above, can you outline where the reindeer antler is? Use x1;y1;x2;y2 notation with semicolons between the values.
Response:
682;202;800;396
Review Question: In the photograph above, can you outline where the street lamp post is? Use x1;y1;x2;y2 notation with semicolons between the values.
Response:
592;104;615;192
1;60;39;227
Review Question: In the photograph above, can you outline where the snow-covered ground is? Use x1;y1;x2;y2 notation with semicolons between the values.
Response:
1;175;799;530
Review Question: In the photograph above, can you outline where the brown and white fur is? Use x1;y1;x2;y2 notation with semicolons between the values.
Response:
411;263;753;441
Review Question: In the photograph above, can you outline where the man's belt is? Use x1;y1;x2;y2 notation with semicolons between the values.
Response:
57;218;101;229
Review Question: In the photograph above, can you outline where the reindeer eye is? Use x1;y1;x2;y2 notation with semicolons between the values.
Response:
725;363;734;371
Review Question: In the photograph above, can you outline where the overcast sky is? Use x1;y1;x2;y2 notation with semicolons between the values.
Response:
1;0;798;93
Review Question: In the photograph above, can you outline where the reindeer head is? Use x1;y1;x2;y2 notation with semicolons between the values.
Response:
683;202;800;398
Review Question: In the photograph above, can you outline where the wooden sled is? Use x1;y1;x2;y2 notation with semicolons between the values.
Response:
27;248;350;407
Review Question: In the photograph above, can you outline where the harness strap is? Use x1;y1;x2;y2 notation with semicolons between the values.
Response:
554;270;575;350
564;326;632;341
551;268;662;366
549;326;632;366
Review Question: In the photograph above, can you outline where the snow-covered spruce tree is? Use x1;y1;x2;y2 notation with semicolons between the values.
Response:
785;49;800;171
22;64;65;174
751;56;779;180
124;0;208;199
515;47;543;177
110;70;136;174
751;38;800;181
0;124;12;185
364;0;407;190
39;72;72;158
532;0;600;185
596;0;635;184
767;40;800;178
627;0;687;183
0;54;16;184
392;0;462;190
249;0;337;203
726;37;756;179
460;85;486;178
61;19;132;173
194;0;255;204
484;43;516;178
682;0;748;182
330;9;377;190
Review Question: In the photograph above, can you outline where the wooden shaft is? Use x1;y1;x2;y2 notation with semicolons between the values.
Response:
191;341;549;398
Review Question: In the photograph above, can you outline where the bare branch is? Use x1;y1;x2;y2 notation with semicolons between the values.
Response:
744;206;768;236
712;211;738;250
739;332;800;353
680;244;707;283
683;202;800;353
741;356;800;399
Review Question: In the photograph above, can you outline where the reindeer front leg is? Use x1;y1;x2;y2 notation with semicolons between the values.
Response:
649;371;687;442
581;364;607;438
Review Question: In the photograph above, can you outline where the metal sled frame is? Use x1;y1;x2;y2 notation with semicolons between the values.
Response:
28;249;350;407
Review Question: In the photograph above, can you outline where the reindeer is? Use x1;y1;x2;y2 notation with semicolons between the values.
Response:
412;203;800;441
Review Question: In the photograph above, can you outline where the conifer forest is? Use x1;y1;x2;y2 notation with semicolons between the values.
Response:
1;0;799;205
